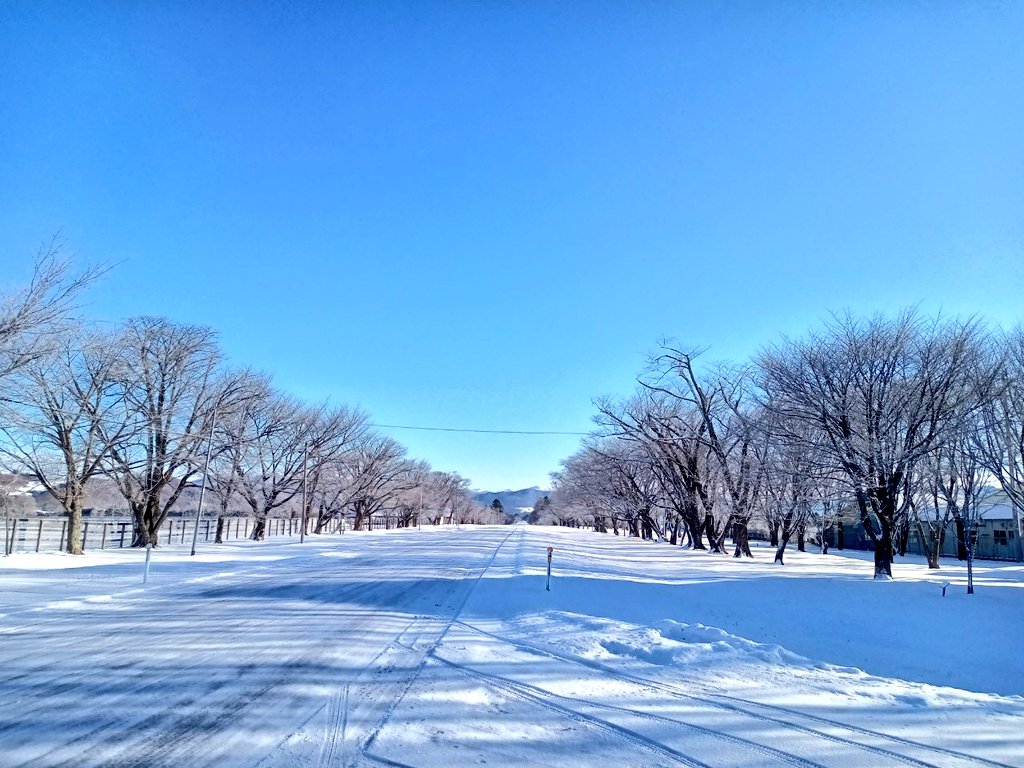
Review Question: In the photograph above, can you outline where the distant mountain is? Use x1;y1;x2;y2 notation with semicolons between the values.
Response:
473;487;549;519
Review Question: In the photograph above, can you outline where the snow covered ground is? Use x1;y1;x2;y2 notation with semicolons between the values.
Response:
0;525;1022;767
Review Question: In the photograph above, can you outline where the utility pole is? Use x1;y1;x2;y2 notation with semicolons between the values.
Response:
190;410;217;557
299;441;308;543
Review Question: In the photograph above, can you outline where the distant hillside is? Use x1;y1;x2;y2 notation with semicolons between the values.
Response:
0;472;250;516
473;487;549;519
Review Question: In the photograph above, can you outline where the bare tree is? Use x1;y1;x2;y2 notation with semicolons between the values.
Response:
759;312;993;578
751;405;825;565
645;349;765;557
230;393;318;540
203;371;275;543
550;448;623;532
296;405;371;535
0;238;105;383
973;326;1024;561
0;328;131;554
427;471;473;526
596;393;717;547
342;435;412;530
102;317;224;546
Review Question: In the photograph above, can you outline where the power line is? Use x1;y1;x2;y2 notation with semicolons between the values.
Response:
369;423;589;436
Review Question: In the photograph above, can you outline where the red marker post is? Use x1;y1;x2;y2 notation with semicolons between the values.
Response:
546;546;554;591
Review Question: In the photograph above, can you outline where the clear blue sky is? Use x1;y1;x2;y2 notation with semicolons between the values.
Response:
2;2;1022;491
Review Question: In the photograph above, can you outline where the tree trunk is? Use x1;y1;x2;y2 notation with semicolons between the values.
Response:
215;515;225;544
871;513;894;579
873;536;894;579
683;514;705;549
857;489;894;579
933;526;945;568
774;535;790;564
250;517;266;540
775;510;795;564
954;517;968;560
836;521;845;550
129;494;167;548
797;526;806;552
769;524;779;547
731;518;753;558
895;517;910;557
65;495;85;555
706;513;726;552
915;521;940;569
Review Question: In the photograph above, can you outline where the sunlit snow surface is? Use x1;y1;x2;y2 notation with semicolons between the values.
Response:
0;526;1021;767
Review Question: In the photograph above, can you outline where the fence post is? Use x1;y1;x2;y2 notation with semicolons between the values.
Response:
119;523;127;548
59;520;66;552
101;522;108;550
36;520;43;553
167;521;173;545
180;522;186;544
205;520;211;541
82;521;89;552
244;519;249;538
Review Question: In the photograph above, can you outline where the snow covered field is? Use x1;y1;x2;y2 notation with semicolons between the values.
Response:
0;525;1022;767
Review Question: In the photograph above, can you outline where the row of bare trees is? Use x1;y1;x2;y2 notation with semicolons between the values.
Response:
549;312;1024;581
0;244;502;554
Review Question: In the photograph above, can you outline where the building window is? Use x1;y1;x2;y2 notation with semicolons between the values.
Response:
994;530;1009;546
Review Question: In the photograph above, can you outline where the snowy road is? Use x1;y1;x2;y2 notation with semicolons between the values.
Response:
1;526;1022;767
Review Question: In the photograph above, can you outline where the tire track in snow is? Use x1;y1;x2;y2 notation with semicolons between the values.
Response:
130;554;475;768
296;539;502;767
448;620;1008;768
430;651;814;768
350;528;519;768
3;540;469;768
0;560;388;722
24;577;430;768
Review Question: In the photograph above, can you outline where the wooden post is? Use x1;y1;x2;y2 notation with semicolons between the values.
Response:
180;522;186;544
101;522;108;550
167;521;173;545
204;520;211;541
36;520;43;553
82;521;89;552
119;523;127;548
244;519;249;538
59;520;66;552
